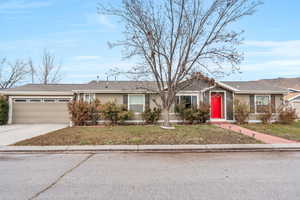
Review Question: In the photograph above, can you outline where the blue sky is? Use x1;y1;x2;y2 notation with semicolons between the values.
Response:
0;0;300;83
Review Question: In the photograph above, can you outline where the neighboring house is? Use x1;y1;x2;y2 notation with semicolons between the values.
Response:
284;88;300;117
0;79;287;124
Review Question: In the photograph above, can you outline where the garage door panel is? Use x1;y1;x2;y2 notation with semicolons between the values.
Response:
13;102;70;124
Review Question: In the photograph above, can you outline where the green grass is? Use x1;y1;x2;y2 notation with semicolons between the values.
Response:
242;121;300;141
14;125;260;146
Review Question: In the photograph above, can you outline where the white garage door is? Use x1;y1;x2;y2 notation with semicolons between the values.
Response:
12;98;71;124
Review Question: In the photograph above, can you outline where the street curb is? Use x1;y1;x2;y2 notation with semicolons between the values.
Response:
1;144;300;153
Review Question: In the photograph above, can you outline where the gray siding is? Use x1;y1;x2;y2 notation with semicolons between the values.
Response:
226;91;234;120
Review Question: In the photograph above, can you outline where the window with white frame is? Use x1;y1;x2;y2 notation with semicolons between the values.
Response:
128;94;145;113
83;93;95;103
256;95;270;113
176;95;198;108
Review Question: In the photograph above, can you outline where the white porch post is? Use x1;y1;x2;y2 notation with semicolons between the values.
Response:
8;96;13;124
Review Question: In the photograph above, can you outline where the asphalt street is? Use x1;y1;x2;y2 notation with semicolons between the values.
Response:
1;152;300;200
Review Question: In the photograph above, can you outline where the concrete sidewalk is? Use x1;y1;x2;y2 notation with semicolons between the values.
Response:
216;123;297;144
1;143;300;153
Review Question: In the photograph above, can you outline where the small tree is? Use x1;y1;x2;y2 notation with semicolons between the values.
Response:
30;49;62;84
278;105;297;124
142;107;162;124
68;100;102;126
98;0;262;127
0;97;8;125
259;105;273;124
100;102;133;125
234;99;250;124
0;59;29;89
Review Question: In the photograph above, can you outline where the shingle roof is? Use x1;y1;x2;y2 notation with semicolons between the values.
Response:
1;80;288;94
1;81;158;93
222;81;288;93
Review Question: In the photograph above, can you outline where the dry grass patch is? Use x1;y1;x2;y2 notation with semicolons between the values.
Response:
242;122;300;142
14;125;260;146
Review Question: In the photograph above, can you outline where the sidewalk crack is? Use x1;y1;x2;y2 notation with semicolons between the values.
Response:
28;153;94;200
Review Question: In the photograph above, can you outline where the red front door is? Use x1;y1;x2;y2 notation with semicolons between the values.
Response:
211;94;222;119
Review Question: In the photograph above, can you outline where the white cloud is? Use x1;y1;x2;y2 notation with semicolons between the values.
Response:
244;40;300;57
239;59;300;74
84;13;116;29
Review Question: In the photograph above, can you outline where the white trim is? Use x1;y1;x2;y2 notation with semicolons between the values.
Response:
254;94;271;114
235;90;287;94
288;88;300;92
209;90;227;120
1;91;73;95
287;94;300;102
216;81;239;92
201;84;217;93
176;93;199;107
10;96;73;99
8;96;13;125
128;94;145;113
73;90;154;94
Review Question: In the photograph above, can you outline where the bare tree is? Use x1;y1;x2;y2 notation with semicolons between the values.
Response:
36;50;62;84
28;58;35;84
98;0;261;127
0;59;29;89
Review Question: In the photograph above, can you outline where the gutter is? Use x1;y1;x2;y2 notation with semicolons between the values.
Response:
1;144;300;153
0;91;74;96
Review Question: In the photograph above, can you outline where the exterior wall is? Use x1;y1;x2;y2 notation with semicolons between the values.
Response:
235;94;284;121
96;93;123;104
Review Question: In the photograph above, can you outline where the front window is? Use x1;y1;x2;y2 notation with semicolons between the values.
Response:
256;95;270;113
84;93;95;103
128;94;145;113
176;95;197;108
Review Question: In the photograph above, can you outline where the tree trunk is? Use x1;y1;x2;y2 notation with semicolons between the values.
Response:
162;107;172;128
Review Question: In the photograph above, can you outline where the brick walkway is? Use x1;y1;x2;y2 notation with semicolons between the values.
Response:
216;123;297;144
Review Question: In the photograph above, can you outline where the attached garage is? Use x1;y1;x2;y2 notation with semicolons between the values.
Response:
12;98;71;124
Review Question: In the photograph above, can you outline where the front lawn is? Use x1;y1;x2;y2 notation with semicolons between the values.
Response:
242;122;300;141
14;125;260;146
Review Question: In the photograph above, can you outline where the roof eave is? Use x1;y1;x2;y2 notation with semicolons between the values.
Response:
0;91;74;96
235;90;288;94
72;90;158;94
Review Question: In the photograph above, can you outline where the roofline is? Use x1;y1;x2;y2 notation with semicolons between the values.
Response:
235;90;287;94
0;91;74;95
288;88;300;92
72;90;157;94
287;94;300;101
217;81;239;92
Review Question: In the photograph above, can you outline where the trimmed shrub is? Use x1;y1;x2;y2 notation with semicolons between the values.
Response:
142;107;162;124
278;105;297;124
118;105;134;124
259;105;273;124
175;103;210;124
0;98;8;125
87;99;101;125
68;100;101;126
100;102;133;125
234;99;250;124
193;103;210;123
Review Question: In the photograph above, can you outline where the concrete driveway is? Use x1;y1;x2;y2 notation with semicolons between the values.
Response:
0;124;68;145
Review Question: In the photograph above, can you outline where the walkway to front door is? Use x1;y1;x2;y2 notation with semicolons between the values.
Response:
216;123;297;144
